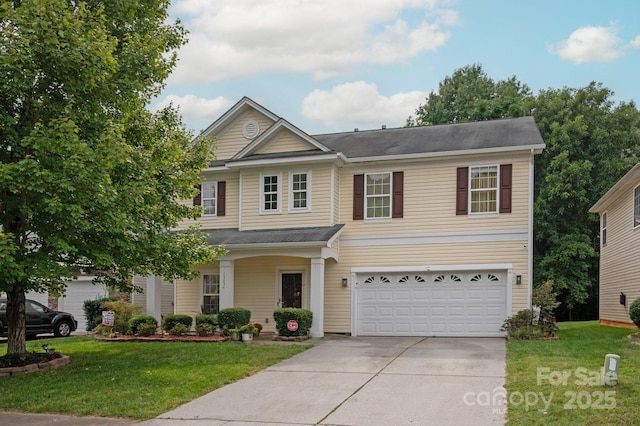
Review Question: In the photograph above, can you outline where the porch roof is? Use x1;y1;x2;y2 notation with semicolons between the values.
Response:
203;224;344;248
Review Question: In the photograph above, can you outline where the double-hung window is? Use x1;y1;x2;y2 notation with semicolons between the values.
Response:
634;186;640;228
202;274;220;314
365;172;391;219
261;174;281;213
602;212;607;245
470;166;498;214
201;182;217;216
290;172;310;212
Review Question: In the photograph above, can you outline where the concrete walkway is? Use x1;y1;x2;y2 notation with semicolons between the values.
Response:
141;336;507;426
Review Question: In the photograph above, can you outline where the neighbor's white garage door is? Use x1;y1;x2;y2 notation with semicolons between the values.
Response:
355;271;507;337
59;281;109;332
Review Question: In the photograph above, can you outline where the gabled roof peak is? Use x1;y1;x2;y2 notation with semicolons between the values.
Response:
199;96;280;138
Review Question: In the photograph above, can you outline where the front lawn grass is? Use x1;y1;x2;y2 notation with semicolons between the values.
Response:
0;336;309;419
506;321;640;425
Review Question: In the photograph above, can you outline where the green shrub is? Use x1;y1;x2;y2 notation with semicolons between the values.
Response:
501;309;557;339
168;323;189;336
630;298;640;328
532;280;561;319
273;308;313;336
218;308;251;330
195;314;219;328
137;322;158;337
99;300;143;335
128;315;158;335
162;314;193;333
196;323;214;336
83;297;114;331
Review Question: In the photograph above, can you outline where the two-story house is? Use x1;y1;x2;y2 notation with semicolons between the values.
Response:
590;163;640;328
144;97;545;337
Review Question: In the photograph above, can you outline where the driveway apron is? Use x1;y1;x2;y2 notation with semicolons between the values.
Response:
141;336;506;426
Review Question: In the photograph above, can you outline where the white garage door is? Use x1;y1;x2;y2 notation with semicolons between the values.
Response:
59;281;109;332
355;270;507;337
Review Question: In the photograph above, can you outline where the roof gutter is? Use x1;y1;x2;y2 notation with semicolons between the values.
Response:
344;144;545;163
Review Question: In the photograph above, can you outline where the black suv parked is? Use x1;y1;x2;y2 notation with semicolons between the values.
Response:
0;299;78;338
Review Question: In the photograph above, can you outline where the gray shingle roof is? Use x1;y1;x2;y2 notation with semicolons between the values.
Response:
203;225;344;246
313;116;544;158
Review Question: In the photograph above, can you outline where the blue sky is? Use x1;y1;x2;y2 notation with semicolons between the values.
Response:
152;0;640;136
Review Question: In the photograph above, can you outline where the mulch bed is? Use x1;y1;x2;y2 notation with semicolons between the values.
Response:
95;334;229;342
0;352;71;377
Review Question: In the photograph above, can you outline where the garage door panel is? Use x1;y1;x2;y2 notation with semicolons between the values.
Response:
356;270;507;337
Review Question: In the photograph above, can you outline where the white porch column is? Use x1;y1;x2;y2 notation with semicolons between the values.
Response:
219;260;235;310
146;275;162;326
310;258;325;338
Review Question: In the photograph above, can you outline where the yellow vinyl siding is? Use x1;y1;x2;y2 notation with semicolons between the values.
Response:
213;110;275;160
340;158;530;237
260;131;317;154
240;166;334;230
599;190;640;324
174;174;240;231
234;256;310;333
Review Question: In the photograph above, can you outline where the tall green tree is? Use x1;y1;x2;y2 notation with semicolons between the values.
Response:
410;65;640;316
532;83;640;311
410;64;533;126
0;0;220;354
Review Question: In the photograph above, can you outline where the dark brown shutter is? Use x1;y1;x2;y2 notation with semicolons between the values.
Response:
392;171;404;218
353;174;364;220
193;184;202;206
499;164;512;214
456;167;468;215
217;181;226;216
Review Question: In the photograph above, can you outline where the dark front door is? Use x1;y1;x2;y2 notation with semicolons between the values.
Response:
281;273;302;308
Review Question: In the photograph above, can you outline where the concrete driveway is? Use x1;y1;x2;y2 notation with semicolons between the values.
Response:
141;336;506;426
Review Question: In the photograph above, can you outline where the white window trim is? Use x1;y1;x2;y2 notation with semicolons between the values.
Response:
468;164;500;216
602;211;607;246
634;185;640;228
201;181;218;217
288;171;311;213
364;171;392;221
260;173;282;214
201;273;220;315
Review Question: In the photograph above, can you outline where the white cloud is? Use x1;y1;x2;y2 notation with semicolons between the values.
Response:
301;81;427;129
151;94;234;125
548;25;625;63
168;0;457;84
631;35;640;48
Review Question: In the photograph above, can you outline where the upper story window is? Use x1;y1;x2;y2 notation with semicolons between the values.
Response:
193;181;226;217
602;212;607;245
353;172;403;220
634;186;640;228
202;182;217;216
366;173;391;219
456;164;511;215
470;166;498;213
289;172;310;212
261;174;281;213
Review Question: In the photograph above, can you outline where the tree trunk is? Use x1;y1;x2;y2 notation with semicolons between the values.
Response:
6;287;26;354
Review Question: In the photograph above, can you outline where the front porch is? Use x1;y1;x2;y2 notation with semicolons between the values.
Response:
148;226;344;337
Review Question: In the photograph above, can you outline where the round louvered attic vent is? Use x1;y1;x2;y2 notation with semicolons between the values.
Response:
242;119;260;139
